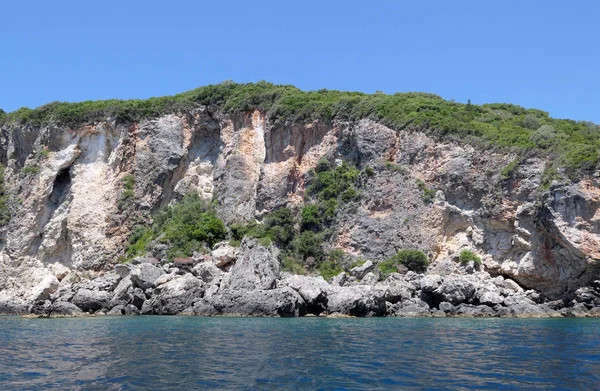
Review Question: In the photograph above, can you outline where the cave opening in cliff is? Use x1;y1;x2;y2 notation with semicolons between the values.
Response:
48;167;72;206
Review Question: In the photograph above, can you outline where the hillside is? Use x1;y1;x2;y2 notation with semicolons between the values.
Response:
0;82;599;318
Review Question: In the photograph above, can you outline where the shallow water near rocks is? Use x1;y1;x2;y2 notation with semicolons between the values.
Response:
0;316;599;390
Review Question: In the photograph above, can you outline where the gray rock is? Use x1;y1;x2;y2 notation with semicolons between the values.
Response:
455;304;495;317
47;302;83;317
478;291;504;306
30;275;60;301
392;304;431;317
130;263;165;290
108;276;134;308
114;264;131;278
439;301;455;314
219;238;279;291
192;262;223;285
71;289;111;312
419;275;442;293
360;272;378;285
108;304;140;316
185;287;305;317
282;275;329;315
433;275;477;305
326;286;386;317
331;272;348;286
383;279;416;304
211;242;238;268
142;274;204;315
0;296;28;315
350;261;374;280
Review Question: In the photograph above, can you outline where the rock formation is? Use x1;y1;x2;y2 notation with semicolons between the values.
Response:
1;83;599;317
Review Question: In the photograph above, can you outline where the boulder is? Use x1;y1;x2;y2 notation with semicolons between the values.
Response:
419;274;442;293
383;279;416;304
184;287;305;317
219;238;279;291
360;272;379;286
131;263;164;290
331;272;348;286
211;242;238;267
392;304;431;317
47;302;83;317
478;291;504;306
114;264;131;278
192;262;223;285
282;275;329;315
0;295;28;315
455;304;496;317
142;274;204;315
350;261;374;280
108;276;134;308
108;304;140;316
71;289;111;312
30;275;60;302
326;286;386;317
433;275;478;305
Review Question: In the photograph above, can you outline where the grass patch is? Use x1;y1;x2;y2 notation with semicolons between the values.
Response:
21;166;40;175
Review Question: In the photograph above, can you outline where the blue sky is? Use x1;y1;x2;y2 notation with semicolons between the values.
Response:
1;1;599;122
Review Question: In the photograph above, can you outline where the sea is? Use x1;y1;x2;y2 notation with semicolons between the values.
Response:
0;316;598;390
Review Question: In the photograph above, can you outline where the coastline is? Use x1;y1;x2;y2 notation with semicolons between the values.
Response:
3;238;599;320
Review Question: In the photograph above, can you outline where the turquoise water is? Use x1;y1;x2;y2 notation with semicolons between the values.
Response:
0;316;599;390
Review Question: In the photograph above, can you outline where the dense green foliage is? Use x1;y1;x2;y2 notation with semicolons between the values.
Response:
378;249;429;278
459;249;482;265
3;81;598;174
127;193;227;260
0;166;10;226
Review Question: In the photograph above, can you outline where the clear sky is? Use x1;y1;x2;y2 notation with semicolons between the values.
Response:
1;1;598;122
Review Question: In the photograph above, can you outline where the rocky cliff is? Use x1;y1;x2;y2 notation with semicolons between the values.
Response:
1;82;599;316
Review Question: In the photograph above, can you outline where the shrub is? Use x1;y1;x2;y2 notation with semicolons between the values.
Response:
264;207;295;245
377;259;399;279
522;114;540;130
530;125;561;149
317;260;343;281
301;204;322;232
126;193;227;261
395;249;429;273
459;249;481;265
500;158;520;180
281;256;307;275
291;231;324;261
416;180;436;204
363;165;375;177
378;250;428;277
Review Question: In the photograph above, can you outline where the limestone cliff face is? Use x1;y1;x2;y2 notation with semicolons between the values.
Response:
1;108;599;301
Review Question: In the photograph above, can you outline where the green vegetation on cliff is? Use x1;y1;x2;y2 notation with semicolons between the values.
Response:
127;193;227;260
2;81;598;174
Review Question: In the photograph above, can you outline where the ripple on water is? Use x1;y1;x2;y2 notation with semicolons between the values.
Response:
0;316;599;390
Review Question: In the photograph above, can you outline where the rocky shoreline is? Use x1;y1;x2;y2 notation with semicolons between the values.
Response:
2;239;599;319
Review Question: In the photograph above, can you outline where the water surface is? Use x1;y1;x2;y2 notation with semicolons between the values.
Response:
0;316;598;390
